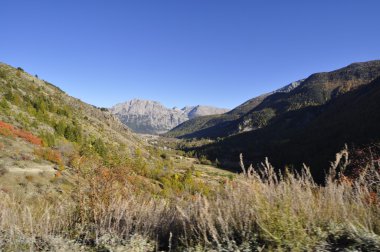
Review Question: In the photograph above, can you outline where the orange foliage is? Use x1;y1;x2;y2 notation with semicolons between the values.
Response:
0;122;14;137
98;167;111;180
366;191;379;205
339;175;353;187
0;121;42;146
34;148;63;165
16;130;43;146
55;171;62;178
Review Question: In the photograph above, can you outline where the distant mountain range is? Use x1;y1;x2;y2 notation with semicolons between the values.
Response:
110;99;229;134
165;60;380;182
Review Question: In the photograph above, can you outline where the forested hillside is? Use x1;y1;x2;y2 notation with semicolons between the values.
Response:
167;61;380;139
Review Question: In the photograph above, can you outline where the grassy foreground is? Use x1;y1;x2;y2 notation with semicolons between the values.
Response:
0;150;379;251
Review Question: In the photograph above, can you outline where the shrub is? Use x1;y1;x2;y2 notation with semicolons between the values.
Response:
4;91;22;105
39;132;56;147
33;97;47;113
160;153;168;159
64;123;82;143
54;120;66;136
56;106;71;117
34;148;63;166
0;98;9;110
0;121;42;145
0;69;7;79
199;155;212;165
16;130;43;146
92;138;107;158
0;124;14;137
25;175;34;182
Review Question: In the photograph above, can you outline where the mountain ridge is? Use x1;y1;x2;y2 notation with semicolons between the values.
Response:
165;60;380;182
164;78;306;138
201;75;380;182
111;99;229;134
165;60;380;139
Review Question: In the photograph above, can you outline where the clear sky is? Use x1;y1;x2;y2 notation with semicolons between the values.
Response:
1;1;380;109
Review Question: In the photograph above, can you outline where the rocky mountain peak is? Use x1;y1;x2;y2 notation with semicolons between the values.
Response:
110;100;229;134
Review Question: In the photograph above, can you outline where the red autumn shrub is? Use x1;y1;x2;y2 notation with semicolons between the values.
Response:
0;127;13;137
0;121;15;137
0;121;42;146
15;129;43;146
0;121;13;131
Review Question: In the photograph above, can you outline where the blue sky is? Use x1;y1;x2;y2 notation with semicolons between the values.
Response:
1;1;380;109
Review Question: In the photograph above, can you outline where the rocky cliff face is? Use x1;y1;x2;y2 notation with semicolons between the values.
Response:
110;99;228;134
187;105;230;119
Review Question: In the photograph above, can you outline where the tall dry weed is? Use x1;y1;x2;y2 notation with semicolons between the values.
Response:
0;148;379;251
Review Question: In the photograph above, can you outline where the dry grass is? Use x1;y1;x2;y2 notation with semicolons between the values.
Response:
0;151;379;251
177;157;380;251
0;163;8;176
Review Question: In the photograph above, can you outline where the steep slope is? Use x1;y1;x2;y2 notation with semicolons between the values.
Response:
111;99;228;134
199;75;380;182
165;79;304;138
166;60;380;139
0;63;144;168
